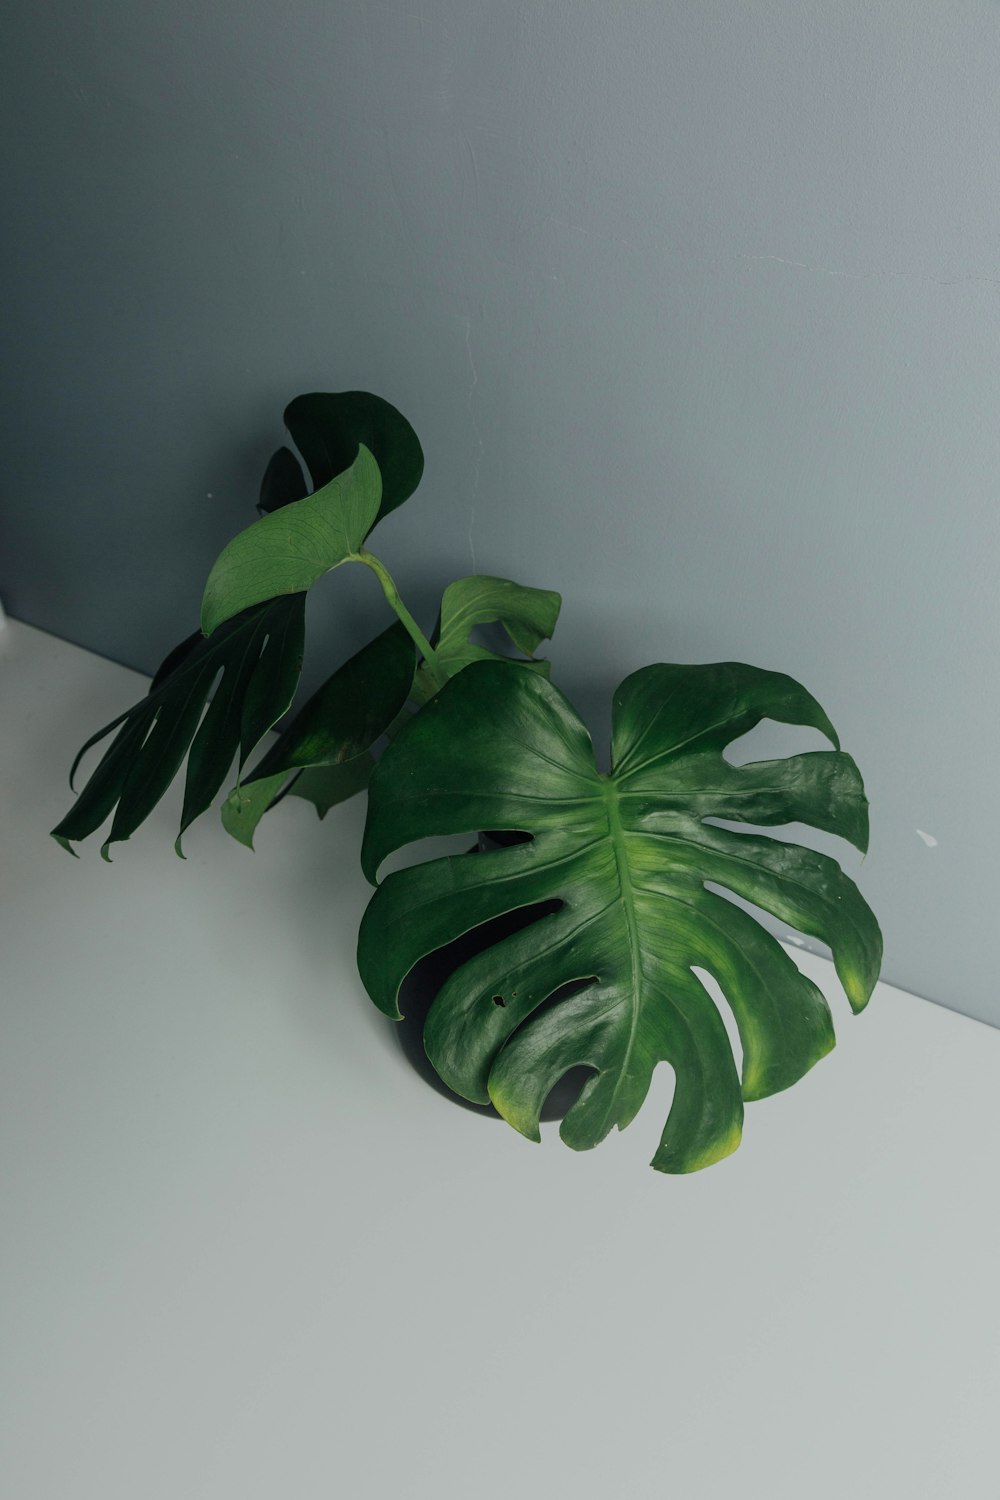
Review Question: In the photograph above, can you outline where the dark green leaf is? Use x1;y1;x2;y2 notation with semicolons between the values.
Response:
358;660;881;1175
150;629;202;690
56;709;160;850
200;446;381;637
220;757;374;851
219;623;414;849
52;597;305;857
249;621;414;780
284;391;423;526
175;599;306;852
290;757;374;816
259;446;308;515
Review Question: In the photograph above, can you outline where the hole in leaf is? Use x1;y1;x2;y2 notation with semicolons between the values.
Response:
394;893;563;1113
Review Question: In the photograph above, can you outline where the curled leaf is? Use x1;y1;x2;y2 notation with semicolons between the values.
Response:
413;574;561;703
200;446;381;637
283;390;424;525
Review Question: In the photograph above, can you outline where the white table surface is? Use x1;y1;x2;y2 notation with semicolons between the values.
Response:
2;617;998;1500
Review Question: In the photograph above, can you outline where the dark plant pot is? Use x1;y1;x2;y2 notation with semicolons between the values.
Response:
393;830;592;1121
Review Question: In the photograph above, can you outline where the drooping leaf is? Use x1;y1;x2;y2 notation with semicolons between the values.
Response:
358;659;881;1175
283;391;424;525
200;445;382;637
221;771;290;849
289;757;375;816
250;621;414;778
259;445;308;514
220;756;375;850
413;574;562;703
52;596;305;857
219;622;415;849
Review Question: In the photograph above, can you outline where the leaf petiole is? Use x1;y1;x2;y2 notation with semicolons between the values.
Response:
351;549;448;691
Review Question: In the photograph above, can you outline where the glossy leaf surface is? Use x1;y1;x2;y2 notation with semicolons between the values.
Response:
52;597;305;858
359;660;881;1174
283;390;424;525
201;446;381;636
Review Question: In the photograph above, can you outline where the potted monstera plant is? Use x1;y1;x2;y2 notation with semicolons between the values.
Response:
53;391;882;1174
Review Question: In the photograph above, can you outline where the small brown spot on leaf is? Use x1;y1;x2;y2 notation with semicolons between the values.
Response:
492;994;505;1006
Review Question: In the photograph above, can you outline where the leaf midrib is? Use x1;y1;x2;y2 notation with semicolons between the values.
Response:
598;777;643;1132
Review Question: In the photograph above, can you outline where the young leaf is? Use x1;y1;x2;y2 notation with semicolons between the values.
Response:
358;660;882;1175
413;574;561;702
283;391;424;525
52;597;305;857
200;445;381;637
438;574;560;661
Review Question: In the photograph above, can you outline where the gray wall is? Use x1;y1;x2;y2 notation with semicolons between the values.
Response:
3;1;998;1023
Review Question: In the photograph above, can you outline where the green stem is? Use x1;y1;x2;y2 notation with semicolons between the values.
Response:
352;549;447;690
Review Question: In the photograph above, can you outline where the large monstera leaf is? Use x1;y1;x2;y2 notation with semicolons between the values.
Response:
358;659;882;1174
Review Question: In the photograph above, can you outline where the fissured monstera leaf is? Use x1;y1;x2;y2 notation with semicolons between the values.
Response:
52;596;305;859
358;660;882;1174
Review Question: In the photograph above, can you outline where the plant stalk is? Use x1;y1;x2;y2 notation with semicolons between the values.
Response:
352;549;447;690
